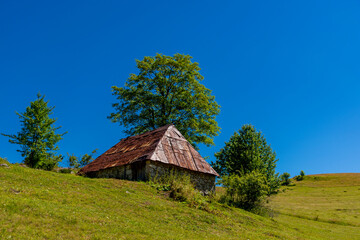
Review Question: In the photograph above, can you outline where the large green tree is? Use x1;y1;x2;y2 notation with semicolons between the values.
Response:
108;53;220;148
2;93;66;170
211;124;280;194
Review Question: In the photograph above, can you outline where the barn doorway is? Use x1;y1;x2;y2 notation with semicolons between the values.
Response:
131;161;146;181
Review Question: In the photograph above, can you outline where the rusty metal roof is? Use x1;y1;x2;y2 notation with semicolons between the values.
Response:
79;125;219;176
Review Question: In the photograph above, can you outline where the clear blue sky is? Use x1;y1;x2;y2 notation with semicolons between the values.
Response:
1;0;360;176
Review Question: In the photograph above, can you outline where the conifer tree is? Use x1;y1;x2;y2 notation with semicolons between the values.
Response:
2;93;66;170
212;124;280;195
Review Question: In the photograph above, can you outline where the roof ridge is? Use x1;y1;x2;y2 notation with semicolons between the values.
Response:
125;124;173;139
147;126;170;162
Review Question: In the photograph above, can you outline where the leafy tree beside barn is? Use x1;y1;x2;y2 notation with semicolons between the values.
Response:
108;53;220;149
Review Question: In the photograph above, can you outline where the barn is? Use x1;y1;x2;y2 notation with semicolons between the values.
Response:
78;125;219;192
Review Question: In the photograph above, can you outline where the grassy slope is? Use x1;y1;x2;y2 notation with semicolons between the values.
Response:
0;165;359;240
268;173;360;239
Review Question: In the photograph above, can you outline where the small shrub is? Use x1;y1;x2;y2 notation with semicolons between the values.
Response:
280;172;291;185
35;155;63;171
294;170;305;181
219;171;268;210
149;169;209;210
167;173;195;202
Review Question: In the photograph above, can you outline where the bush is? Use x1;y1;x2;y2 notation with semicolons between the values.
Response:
280;172;291;185
294;170;305;181
149;170;195;201
36;155;63;171
219;171;268;210
149;169;209;210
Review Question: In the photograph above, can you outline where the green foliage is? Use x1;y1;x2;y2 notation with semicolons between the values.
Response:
212;124;280;195
108;53;221;149
294;170;306;181
67;149;97;169
219;171;269;210
149;169;209;210
294;176;301;181
280;172;291;186
167;173;196;202
1;93;66;170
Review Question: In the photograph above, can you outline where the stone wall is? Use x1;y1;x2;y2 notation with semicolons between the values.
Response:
93;165;132;180
145;161;216;193
88;160;216;193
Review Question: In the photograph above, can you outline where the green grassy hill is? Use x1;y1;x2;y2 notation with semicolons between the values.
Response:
268;173;360;239
0;164;359;239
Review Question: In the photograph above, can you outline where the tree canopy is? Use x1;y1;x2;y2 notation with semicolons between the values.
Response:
211;124;280;194
1;93;66;170
108;53;220;148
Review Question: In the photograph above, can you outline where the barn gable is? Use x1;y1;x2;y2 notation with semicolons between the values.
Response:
149;126;218;176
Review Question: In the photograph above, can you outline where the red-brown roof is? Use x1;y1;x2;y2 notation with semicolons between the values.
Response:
79;125;219;176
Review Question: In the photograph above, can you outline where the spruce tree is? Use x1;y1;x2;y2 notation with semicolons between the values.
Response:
2;93;66;170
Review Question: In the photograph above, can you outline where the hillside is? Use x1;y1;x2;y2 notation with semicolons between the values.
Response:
268;173;360;239
0;164;359;239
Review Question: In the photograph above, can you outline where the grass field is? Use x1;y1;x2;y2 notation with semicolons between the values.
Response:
0;162;359;239
267;173;360;239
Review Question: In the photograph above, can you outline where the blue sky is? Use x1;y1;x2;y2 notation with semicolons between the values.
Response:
1;0;360;176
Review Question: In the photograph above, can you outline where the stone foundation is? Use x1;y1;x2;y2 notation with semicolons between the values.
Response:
93;165;132;180
87;160;216;193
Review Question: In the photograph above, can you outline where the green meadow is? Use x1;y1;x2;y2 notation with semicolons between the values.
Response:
0;163;359;239
268;173;360;239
